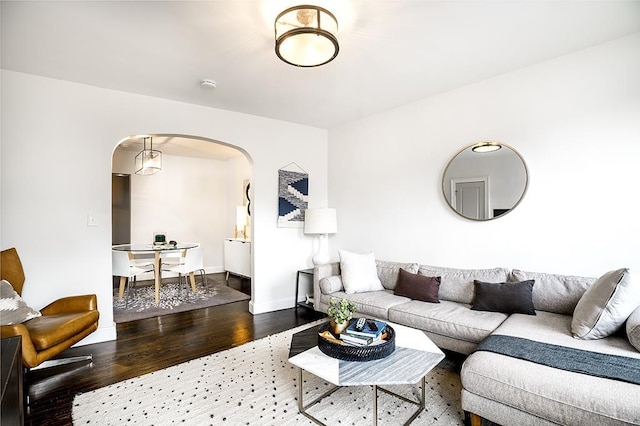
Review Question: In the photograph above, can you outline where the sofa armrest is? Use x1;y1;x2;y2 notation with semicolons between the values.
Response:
313;262;341;311
40;294;98;315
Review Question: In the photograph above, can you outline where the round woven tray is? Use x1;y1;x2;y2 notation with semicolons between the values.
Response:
317;323;395;362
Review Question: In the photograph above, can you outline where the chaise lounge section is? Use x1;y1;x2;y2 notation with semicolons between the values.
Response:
313;256;640;425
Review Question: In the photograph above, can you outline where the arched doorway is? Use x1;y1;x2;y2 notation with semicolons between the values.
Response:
111;134;253;322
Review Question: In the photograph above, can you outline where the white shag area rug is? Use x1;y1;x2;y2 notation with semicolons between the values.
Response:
73;321;464;425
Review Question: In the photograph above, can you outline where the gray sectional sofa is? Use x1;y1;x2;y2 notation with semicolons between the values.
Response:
313;260;640;426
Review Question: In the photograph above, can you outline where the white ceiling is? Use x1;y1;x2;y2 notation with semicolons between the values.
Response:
3;1;640;158
118;135;244;161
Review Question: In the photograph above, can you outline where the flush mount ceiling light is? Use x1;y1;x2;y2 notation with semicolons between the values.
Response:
472;142;502;153
274;5;339;67
200;79;217;89
134;137;162;175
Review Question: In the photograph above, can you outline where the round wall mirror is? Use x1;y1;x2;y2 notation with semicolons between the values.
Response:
442;142;529;221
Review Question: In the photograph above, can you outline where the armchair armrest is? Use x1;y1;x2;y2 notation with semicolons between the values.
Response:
40;294;98;315
1;323;40;367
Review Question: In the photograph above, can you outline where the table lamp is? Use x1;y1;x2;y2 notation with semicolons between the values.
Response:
304;208;337;265
235;206;248;240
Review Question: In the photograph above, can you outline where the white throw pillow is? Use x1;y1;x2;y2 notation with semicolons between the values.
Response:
572;268;640;340
0;279;41;325
339;250;384;294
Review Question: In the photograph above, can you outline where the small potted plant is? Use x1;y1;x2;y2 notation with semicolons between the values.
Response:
327;296;357;335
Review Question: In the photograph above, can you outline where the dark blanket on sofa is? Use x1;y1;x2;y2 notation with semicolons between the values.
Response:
475;334;640;385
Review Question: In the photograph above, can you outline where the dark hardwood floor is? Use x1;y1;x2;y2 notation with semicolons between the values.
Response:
24;274;326;425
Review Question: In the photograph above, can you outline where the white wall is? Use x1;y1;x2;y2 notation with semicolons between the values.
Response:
1;71;328;344
113;148;250;274
328;33;640;277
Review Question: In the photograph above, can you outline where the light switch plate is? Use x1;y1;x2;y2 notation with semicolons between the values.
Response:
87;214;98;227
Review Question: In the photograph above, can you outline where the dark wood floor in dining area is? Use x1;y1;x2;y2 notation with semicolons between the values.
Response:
24;274;326;425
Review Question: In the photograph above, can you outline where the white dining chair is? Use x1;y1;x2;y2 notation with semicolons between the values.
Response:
161;246;206;297
112;250;155;307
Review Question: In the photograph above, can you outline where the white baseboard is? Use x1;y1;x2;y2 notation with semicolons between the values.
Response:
73;324;117;346
250;296;295;314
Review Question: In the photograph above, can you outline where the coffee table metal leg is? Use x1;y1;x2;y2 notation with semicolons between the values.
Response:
297;368;339;426
376;375;426;425
297;368;426;426
373;385;378;426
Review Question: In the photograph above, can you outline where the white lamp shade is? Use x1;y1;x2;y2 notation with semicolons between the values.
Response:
304;208;337;235
236;206;247;228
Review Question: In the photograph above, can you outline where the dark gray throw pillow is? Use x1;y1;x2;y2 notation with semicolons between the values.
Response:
394;268;440;303
472;279;536;315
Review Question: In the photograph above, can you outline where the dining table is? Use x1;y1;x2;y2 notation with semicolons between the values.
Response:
112;243;199;304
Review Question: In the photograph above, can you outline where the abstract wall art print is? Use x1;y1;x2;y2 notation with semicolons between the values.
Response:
278;168;308;228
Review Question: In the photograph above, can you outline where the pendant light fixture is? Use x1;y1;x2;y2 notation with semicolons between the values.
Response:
134;137;162;175
275;5;339;67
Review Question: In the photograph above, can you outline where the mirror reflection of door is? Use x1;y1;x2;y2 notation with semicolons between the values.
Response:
442;143;528;221
451;178;488;220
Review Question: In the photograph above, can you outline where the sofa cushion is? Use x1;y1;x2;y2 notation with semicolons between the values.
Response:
462;350;640;426
376;260;419;290
471;280;536;315
462;312;640;425
572;268;640;340
626;306;640;352
339;250;384;294
319;275;343;294
321;290;409;320
0;279;41;325
511;269;595;315
389;300;508;344
394;268;440;303
418;265;510;304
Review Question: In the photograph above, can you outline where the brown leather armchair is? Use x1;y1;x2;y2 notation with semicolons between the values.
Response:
1;247;100;369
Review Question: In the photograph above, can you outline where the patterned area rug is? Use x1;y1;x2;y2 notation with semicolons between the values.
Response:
113;282;250;323
73;321;465;425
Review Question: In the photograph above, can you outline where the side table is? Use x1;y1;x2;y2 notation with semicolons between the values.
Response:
295;268;314;309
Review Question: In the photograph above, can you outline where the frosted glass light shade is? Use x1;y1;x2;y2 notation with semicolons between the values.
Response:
275;5;339;67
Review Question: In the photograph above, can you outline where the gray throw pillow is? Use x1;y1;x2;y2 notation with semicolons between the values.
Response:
393;268;440;303
0;279;42;325
471;280;536;315
319;275;343;294
572;268;640;340
376;260;419;290
627;306;640;352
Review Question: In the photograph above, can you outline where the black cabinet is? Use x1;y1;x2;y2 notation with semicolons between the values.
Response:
1;336;24;426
